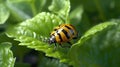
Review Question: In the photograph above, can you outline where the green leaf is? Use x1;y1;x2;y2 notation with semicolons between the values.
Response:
70;5;83;23
6;0;31;21
0;42;15;67
6;12;66;60
48;0;70;23
30;0;47;16
35;0;46;12
76;21;117;46
69;5;84;33
0;4;10;24
7;12;63;38
8;0;32;2
68;20;119;67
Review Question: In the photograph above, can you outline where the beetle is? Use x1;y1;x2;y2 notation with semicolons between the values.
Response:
48;24;78;47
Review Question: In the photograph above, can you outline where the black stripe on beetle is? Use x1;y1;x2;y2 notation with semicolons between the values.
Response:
65;26;74;35
62;29;70;39
65;25;71;29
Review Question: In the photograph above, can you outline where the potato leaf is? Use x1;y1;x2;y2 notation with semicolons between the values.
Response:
48;0;70;22
68;20;119;67
0;42;15;67
0;4;10;24
6;12;68;60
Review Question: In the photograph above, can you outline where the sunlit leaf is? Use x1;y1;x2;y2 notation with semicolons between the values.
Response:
48;0;70;23
6;12;66;60
76;21;117;46
0;4;10;24
0;42;15;67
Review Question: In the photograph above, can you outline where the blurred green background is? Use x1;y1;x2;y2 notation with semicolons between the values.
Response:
0;0;120;67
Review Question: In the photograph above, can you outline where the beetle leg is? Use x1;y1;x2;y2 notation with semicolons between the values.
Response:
73;37;78;39
59;43;65;48
73;33;78;39
73;31;80;39
59;43;63;47
54;43;57;47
